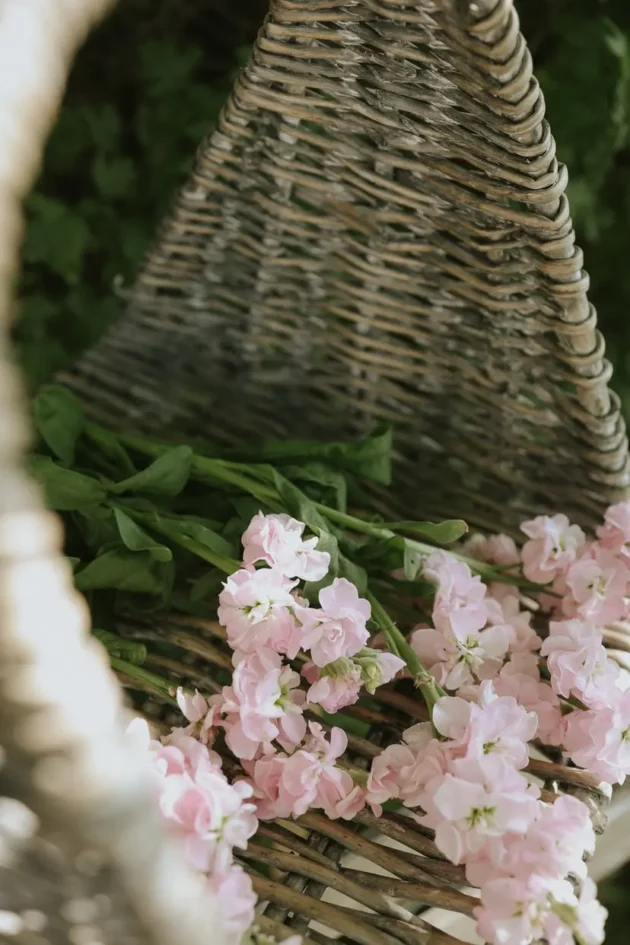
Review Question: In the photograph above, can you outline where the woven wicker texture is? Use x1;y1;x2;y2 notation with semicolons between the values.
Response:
66;0;630;534
114;610;610;945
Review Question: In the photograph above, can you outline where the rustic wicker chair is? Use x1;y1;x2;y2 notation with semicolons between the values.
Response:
3;1;630;945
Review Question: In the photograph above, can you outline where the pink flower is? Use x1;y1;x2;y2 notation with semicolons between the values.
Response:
563;690;630;784
242;512;330;581
433;682;537;769
425;552;490;639
333;783;367;820
494;667;564;746
298;578;370;667
250;753;294;820
489;595;542;656
176;688;219;745
563;545;629;624
428;756;540;864
597;500;630;559
307;662;363;713
218;567;299;654
475;875;605;945
366;743;416;814
221;648;306;760
278;724;353;818
541;619;616;706
208;863;256;941
411;620;513;691
520;514;585;585
464;533;520;567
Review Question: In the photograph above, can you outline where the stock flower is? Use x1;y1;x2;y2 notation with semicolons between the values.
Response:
563;545;629;625
428;756;540;864
208;863;257;943
464;533;520;567
305;659;363;713
520;514;585;585
218;567;299;654
563;689;630;784
221;648;306;760
297;578;370;666
425;551;490;638
596;500;630;560
242;512;330;582
432;682;537;770
493;664;564;745
541;619;618;707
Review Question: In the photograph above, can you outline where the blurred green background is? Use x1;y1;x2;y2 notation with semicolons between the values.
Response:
12;0;630;934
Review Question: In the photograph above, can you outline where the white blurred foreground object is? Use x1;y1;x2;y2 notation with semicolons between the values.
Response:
0;2;230;944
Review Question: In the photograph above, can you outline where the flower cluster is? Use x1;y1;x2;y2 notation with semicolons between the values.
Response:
214;513;404;765
128;504;630;945
126;712;258;944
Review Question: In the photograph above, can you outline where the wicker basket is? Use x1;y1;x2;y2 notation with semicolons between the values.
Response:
1;2;629;945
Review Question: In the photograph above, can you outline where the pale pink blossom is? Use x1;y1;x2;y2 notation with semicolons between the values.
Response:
365;723;451;813
208;863;257;942
333;783;367;820
490;594;542;655
541;619;615;706
563;690;630;784
475;874;605;945
563;545;629;625
221;648;306;760
464;533;520;567
276;724;353;818
424;551;490;639
218;567;299;654
410;619;513;691
249;753;294;820
307;663;363;713
494;666;564;746
427;756;540;864
433;682;537;769
597;500;630;560
297;578;370;667
520;514;585;585
242;512;330;581
176;688;219;745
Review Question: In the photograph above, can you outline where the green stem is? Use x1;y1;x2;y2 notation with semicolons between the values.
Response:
367;592;444;716
124;507;240;574
109;657;179;705
113;425;542;593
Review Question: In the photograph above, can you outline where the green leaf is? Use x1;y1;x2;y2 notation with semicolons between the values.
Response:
24;194;90;284
33;384;85;465
74;546;173;594
93;629;147;665
219;425;392;484
29;455;107;510
84;423;136;476
92;154;136;199
403;543;423;581
110;446;193;496
282;462;347;512
113;508;173;562
384;520;469;544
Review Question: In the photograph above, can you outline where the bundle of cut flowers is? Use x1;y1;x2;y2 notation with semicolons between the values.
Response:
30;385;630;945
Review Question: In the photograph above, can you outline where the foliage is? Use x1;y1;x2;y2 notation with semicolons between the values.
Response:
14;0;254;389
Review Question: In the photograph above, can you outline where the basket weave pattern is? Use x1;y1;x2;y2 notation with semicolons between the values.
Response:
67;0;629;533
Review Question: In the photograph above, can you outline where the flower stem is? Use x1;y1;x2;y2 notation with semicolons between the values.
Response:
367;592;444;715
109;657;180;705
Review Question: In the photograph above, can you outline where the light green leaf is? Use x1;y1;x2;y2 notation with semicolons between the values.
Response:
113;507;173;562
110;446;193;496
33;384;85;465
29;455;107;510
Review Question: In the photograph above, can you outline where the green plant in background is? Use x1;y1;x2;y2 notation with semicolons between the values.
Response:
14;0;255;389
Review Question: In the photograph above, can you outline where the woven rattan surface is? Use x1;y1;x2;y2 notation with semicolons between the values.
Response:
65;0;630;534
113;611;610;945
